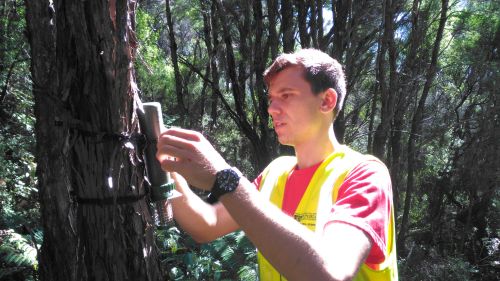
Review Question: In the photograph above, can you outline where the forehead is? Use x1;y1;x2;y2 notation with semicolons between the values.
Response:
268;66;309;91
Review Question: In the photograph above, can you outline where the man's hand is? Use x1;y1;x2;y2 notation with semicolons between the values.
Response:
156;127;230;190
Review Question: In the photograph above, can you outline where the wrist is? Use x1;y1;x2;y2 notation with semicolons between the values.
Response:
207;167;241;204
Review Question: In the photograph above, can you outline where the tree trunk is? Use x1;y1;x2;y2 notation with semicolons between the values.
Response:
268;0;279;59
372;0;397;161
399;0;449;252
253;0;273;162
25;1;163;280
296;0;310;48
331;0;351;61
389;0;422;210
316;0;324;49
214;0;271;171
165;0;187;122
281;0;294;52
310;0;318;48
200;0;220;131
330;0;352;143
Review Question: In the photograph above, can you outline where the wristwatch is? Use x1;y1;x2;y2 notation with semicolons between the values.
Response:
207;168;241;204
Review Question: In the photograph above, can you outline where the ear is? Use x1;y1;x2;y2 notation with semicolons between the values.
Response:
320;88;337;113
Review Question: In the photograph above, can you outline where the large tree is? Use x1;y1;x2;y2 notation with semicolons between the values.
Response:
25;0;163;280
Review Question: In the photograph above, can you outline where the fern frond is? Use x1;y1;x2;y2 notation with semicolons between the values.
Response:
0;229;38;268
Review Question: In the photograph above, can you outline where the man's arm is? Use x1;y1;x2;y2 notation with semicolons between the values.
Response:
220;177;372;281
169;172;239;243
157;128;372;280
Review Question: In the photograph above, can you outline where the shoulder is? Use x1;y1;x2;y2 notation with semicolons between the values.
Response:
256;156;296;191
336;146;390;180
261;156;296;175
345;156;391;187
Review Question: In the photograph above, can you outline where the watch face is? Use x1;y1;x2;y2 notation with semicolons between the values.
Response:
217;169;240;192
208;168;240;204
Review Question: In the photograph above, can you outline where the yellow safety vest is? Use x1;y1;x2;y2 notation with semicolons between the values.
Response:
257;146;398;281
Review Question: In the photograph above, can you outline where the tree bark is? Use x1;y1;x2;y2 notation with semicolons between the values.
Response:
25;0;163;280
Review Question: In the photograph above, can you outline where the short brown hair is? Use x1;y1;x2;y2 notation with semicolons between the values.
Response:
263;49;346;119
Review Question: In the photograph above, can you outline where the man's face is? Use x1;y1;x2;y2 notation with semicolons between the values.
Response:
267;66;326;147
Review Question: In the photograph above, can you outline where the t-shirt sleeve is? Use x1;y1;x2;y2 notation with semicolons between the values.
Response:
253;173;263;190
324;159;393;264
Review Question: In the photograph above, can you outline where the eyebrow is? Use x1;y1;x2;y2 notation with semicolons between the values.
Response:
269;87;296;96
276;87;296;93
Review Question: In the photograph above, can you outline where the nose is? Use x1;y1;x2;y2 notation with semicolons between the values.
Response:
267;100;281;117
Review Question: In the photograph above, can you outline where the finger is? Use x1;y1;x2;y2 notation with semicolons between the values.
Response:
157;133;197;151
159;158;180;172
160;127;201;142
156;144;190;163
170;172;188;187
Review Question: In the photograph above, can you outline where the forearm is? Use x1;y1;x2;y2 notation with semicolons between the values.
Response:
171;187;215;242
172;180;238;243
220;177;338;281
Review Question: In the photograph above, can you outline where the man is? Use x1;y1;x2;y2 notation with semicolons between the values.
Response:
157;49;398;280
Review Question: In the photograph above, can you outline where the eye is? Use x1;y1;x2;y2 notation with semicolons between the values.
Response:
267;96;273;105
282;93;289;100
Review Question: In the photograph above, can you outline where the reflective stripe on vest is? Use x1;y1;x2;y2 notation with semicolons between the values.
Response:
257;146;398;281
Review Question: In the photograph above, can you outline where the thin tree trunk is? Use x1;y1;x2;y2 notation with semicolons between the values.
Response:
310;1;318;48
26;0;163;280
237;0;251;111
330;0;352;143
316;0;324;49
253;0;273;163
399;0;449;252
281;0;294;52
296;0;310;48
372;0;397;160
215;0;270;171
165;0;187;121
207;0;221;130
268;0;279;59
389;0;422;210
331;0;351;61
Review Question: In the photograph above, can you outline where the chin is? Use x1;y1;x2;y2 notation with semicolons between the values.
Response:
277;137;293;146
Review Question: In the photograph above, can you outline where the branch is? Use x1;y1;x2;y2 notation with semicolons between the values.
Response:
177;55;240;125
0;47;27;104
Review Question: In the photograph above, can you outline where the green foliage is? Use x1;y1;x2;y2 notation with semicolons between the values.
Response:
399;245;477;281
135;8;176;102
0;0;38;230
156;226;257;280
0;92;38;234
0;2;41;280
0;229;41;280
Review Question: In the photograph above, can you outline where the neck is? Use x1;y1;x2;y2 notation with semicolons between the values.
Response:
294;125;340;169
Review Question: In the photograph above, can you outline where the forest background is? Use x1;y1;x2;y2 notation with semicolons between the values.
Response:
0;0;498;280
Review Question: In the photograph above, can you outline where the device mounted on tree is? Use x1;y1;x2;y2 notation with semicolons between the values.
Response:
137;102;180;227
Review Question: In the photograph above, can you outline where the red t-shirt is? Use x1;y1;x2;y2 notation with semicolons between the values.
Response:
253;159;391;264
